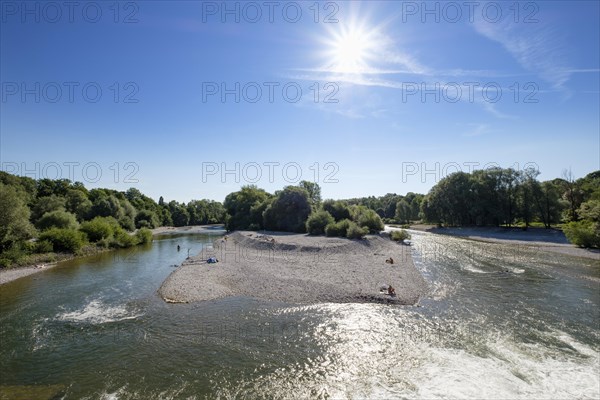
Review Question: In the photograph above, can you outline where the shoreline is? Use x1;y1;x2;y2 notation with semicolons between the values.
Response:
159;231;429;305
406;225;599;260
151;224;225;236
0;225;226;286
0;263;60;286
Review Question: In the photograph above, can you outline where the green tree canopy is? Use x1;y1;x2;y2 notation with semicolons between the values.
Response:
224;185;271;231
263;186;311;233
0;183;36;252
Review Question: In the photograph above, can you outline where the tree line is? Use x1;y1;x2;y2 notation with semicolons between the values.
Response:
223;181;385;239
1;166;598;267
420;168;600;247
0;171;225;267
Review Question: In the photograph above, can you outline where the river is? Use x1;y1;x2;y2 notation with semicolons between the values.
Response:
0;230;598;399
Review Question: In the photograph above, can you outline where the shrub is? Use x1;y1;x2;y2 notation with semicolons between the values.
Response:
39;228;86;253
135;228;153;244
80;217;115;242
325;219;352;237
346;222;368;239
355;207;384;233
118;216;136;232
111;228;138;248
37;210;79;231
35;240;54;253
322;200;351;222
391;229;411;242
563;221;600;248
306;210;334;235
0;244;27;267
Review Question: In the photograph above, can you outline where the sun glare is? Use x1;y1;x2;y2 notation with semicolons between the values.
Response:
327;26;376;74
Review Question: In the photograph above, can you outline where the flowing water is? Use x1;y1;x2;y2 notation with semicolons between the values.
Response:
0;230;598;399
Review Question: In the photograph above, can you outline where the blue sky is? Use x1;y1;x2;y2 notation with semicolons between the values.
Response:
1;1;599;203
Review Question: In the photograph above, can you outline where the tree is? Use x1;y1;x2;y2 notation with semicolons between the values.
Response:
65;189;92;221
224;185;270;231
534;181;563;228
578;199;600;222
135;209;160;229
36;178;71;198
405;193;424;221
0;183;36;252
422;172;474;226
579;171;600;201
516;168;540;228
31;195;67;221
561;169;584;222
187;199;226;225
0;171;37;203
263;186;312;232
395;199;411;224
298;181;321;207
170;202;190;227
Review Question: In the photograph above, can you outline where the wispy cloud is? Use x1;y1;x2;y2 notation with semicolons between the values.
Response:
473;14;572;90
462;123;491;137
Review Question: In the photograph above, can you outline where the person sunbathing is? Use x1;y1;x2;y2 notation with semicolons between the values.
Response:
385;257;394;264
388;285;396;296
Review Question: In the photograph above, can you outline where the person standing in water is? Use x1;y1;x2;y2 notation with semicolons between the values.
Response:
177;245;181;251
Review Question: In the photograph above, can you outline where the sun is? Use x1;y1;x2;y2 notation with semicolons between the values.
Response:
326;26;376;74
334;30;369;71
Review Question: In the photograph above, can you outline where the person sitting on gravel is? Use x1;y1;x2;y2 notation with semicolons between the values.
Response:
207;257;218;264
385;257;394;264
388;285;396;296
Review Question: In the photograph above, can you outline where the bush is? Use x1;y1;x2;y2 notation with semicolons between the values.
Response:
325;219;352;237
563;221;600;248
247;223;261;231
346;222;368;239
354;207;384;233
118;216;136;232
322;200;351;222
80;217;115;242
306;210;334;235
391;229;411;242
135;228;153;244
0;244;27;267
111;228;138;248
37;210;79;231
35;240;54;253
39;228;86;253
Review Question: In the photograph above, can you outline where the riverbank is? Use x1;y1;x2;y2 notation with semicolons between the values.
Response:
0;245;114;286
159;231;428;305
0;225;226;286
408;225;599;260
151;224;225;235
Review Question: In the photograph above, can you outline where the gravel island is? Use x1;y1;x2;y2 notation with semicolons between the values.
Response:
159;231;428;305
